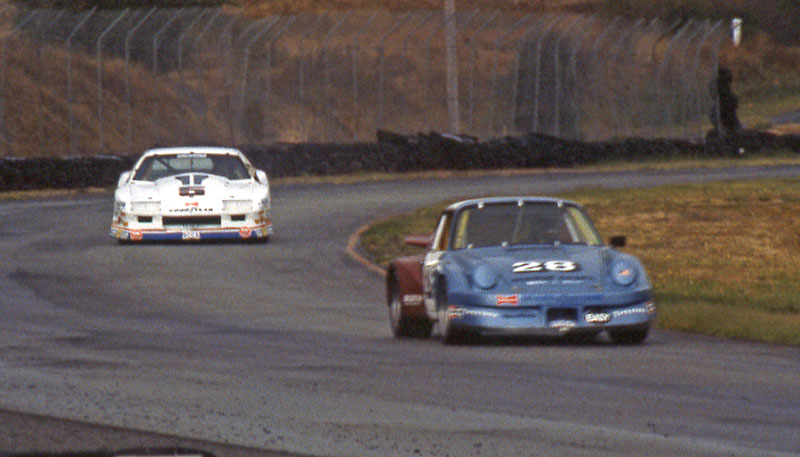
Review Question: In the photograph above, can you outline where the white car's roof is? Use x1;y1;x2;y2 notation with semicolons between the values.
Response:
139;146;244;158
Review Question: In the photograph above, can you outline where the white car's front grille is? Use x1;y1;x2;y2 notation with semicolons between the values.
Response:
223;200;251;212
131;201;161;213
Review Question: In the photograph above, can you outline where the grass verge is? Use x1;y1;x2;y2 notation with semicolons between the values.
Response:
360;177;800;346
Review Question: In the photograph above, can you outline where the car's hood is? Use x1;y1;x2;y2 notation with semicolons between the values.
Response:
126;174;258;202
445;244;648;295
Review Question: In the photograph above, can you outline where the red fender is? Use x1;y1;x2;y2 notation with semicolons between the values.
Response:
387;254;426;318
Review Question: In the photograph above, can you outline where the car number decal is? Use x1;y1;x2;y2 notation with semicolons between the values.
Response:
512;260;578;273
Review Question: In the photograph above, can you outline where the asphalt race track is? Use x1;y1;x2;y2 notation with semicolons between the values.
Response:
2;166;800;457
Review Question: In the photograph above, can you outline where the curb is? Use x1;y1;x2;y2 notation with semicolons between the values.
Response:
345;221;387;277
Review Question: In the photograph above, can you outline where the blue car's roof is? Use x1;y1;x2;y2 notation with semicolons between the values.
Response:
445;197;580;212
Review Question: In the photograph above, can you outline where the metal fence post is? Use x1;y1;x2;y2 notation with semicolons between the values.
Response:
510;15;546;132
177;9;211;144
532;14;563;134
97;8;129;153
489;14;531;137
421;13;457;132
262;16;295;143
125;7;156;153
709;31;725;139
190;9;223;139
608;18;643;137
566;15;596;140
466;11;497;135
553;16;583;137
319;11;352;141
581;17;618;140
66;7;96;157
240;17;277;143
297;14;328;142
377;12;411;131
1;9;37;156
656;19;693;132
400;11;433;134
151;8;184;146
685;20;721;138
646;19;681;137
36;10;65;155
351;11;379;141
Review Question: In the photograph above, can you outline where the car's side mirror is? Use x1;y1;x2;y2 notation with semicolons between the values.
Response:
609;236;627;248
404;234;432;248
117;171;131;187
255;169;268;184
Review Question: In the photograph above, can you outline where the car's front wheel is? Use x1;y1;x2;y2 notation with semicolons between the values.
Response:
608;327;649;344
388;275;432;338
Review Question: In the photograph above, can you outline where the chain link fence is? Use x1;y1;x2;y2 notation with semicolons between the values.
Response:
0;5;727;157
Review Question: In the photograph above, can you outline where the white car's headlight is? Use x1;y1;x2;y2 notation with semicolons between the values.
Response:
611;260;637;286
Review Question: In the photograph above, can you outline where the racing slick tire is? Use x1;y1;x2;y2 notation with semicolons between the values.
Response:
608;327;649;344
388;274;432;338
434;277;470;345
438;305;468;345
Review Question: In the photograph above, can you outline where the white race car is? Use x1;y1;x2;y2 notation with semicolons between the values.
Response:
110;146;272;242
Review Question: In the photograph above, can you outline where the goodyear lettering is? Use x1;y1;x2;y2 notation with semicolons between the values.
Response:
168;207;213;214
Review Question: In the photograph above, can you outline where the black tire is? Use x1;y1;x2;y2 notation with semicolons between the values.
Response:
608;327;649;344
388;275;432;338
435;278;468;345
438;304;467;345
564;330;601;344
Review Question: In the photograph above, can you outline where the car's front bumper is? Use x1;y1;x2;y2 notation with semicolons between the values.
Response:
110;223;272;241
445;299;656;336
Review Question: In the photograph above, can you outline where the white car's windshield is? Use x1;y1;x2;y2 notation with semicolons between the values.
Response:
132;153;251;181
451;202;603;249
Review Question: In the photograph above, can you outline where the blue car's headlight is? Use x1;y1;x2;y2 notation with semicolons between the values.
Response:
611;260;637;286
473;264;497;289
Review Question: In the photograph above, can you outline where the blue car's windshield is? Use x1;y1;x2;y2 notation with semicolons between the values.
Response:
451;202;603;249
132;153;250;181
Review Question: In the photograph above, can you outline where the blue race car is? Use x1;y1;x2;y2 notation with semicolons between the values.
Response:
386;197;655;344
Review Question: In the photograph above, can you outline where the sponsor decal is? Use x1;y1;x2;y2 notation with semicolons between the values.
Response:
130;230;143;241
560;279;584;285
168;206;213;214
612;306;650;318
402;294;424;306
185;201;199;207
513;260;579;273
239;227;252;238
549;319;576;331
447;305;464;319
496;294;519;306
447;306;500;320
585;312;612;324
